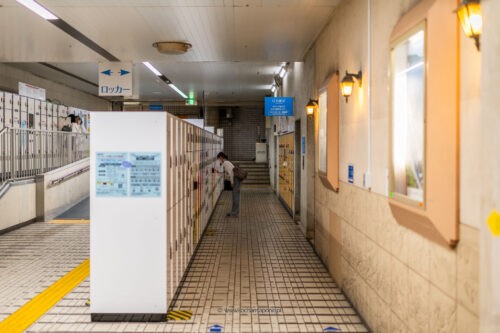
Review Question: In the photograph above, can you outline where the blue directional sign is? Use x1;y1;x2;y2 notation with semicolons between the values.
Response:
120;69;130;76
264;97;293;116
101;69;112;76
149;104;163;111
208;324;223;332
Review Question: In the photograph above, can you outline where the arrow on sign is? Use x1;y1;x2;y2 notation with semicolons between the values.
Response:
120;69;130;76
101;69;112;76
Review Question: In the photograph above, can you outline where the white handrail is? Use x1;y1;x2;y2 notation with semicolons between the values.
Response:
0;127;89;185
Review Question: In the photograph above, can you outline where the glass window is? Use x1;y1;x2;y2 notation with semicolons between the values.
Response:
391;27;425;204
318;90;327;173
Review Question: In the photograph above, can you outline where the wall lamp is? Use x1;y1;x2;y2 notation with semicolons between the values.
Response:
306;99;318;118
340;70;362;102
456;0;482;51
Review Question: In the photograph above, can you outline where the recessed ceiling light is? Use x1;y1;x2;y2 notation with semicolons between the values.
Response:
153;41;192;55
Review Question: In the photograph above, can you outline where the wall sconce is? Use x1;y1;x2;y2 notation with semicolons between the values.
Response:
306;99;318;118
456;0;482;51
340;70;362;102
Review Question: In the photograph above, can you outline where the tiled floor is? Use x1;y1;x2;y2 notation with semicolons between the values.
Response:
0;223;89;322
1;188;369;332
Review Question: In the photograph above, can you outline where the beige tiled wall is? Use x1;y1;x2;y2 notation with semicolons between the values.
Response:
314;182;479;332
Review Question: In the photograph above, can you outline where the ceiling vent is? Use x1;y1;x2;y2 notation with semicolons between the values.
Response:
153;41;192;55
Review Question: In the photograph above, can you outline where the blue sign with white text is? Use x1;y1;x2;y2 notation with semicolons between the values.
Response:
149;104;163;111
348;164;354;184
264;97;293;116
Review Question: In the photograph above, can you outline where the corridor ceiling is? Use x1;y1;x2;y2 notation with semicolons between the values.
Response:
0;0;341;105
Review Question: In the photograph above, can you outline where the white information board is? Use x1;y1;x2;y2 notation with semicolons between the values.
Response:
90;112;167;316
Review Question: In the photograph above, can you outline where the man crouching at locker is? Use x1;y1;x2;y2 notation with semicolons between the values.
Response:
217;152;240;218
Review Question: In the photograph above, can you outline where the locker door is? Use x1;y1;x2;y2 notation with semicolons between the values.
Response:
2;93;11;128
176;119;182;285
20;96;28;129
13;95;21;129
166;115;174;304
46;103;53;169
185;123;191;262
179;122;184;277
40;102;47;172
172;117;179;292
37;101;44;130
182;122;187;273
0;92;4;129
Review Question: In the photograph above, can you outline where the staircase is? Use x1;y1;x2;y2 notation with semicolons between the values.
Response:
234;161;270;186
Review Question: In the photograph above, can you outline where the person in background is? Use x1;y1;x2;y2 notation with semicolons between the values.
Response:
71;116;83;133
217;152;240;218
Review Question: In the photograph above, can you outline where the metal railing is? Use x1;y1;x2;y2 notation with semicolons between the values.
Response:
0;127;89;185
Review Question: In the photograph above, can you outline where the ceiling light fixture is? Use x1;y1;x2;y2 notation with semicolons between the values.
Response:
271;84;277;93
153;41;192;55
143;61;188;99
278;62;289;78
142;61;162;76
16;0;58;20
168;83;188;99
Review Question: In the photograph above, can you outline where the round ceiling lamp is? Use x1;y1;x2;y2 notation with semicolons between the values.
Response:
153;41;192;55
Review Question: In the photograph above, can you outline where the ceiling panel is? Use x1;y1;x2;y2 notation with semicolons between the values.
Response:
0;0;341;105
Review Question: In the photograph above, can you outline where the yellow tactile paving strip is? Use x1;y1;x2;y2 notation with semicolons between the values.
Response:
49;219;90;224
0;259;90;333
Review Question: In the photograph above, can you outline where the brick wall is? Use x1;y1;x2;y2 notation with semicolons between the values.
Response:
218;107;265;161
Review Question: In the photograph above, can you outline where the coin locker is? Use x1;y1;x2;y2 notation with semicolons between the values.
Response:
3;93;13;128
13;94;20;129
0;92;4;129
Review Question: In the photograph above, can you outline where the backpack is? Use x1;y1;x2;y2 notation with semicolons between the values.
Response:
233;165;248;180
61;125;72;132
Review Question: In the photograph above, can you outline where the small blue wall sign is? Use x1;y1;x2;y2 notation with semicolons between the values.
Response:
264;97;294;116
348;164;354;184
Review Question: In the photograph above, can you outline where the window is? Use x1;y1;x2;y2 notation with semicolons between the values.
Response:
318;90;327;173
391;27;425;205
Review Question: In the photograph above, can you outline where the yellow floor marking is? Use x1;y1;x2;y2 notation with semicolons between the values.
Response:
0;258;90;333
167;309;193;321
49;219;90;224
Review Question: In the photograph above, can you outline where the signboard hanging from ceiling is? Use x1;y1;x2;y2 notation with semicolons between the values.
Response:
98;62;133;97
264;97;293;116
19;82;46;101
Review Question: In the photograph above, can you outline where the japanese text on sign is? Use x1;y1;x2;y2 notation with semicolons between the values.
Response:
96;152;161;198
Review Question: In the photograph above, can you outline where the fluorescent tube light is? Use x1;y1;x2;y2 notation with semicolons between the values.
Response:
278;66;287;78
271;84;277;93
142;61;162;76
16;0;58;20
168;83;188;99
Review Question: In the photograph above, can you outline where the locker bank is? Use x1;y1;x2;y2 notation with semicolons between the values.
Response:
0;0;499;332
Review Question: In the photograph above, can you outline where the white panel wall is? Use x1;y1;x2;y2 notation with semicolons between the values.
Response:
90;112;167;314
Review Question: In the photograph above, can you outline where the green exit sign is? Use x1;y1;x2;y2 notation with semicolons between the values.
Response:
186;91;197;105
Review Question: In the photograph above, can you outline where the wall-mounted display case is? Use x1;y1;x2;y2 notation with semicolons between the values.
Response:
317;72;340;191
388;0;459;247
